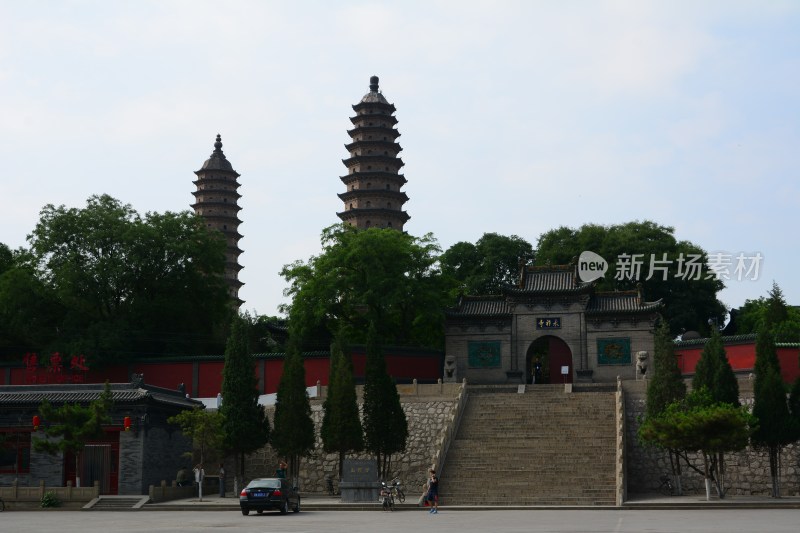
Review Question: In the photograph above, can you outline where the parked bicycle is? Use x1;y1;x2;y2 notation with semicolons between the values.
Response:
657;474;675;496
389;478;405;503
379;481;394;511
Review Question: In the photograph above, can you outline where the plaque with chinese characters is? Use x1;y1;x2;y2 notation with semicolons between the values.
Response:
536;317;561;329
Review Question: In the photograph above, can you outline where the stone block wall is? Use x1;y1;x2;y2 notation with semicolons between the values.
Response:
239;386;462;493
139;427;192;495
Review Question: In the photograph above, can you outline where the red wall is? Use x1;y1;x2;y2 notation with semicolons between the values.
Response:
675;342;800;383
2;348;443;397
131;362;195;395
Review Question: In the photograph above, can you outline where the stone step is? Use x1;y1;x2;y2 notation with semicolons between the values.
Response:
440;390;618;506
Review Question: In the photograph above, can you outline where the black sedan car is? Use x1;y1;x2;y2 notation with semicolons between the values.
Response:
239;477;300;515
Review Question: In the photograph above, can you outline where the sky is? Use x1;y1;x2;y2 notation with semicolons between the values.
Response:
1;1;798;320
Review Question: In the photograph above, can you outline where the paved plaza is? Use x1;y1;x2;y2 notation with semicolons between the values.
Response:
3;509;800;533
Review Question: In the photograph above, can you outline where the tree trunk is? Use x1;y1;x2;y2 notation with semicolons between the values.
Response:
716;453;726;499
769;446;780;498
674;451;683;496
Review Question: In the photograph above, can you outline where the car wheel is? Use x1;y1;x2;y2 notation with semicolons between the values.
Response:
256;509;263;515
293;497;301;513
241;508;249;516
280;499;289;515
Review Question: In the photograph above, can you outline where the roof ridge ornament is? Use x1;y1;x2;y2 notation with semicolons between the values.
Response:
369;75;379;92
213;134;224;155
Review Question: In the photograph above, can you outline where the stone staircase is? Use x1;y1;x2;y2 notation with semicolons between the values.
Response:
439;385;617;506
84;495;149;510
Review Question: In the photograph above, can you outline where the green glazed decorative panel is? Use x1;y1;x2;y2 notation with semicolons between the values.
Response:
597;338;631;365
468;341;501;368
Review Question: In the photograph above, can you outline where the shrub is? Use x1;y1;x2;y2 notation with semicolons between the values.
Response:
41;491;61;508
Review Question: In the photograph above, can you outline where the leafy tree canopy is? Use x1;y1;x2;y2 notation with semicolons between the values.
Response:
440;232;534;295
639;388;754;455
168;407;225;466
280;224;456;348
1;194;233;362
535;221;725;335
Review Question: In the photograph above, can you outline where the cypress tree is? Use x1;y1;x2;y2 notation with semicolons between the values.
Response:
643;321;687;491
751;327;800;497
692;330;739;406
271;338;315;483
321;334;364;481
220;315;270;493
362;323;408;479
689;329;739;497
646;321;686;419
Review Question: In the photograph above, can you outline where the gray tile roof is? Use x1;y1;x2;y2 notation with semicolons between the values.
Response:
505;265;594;295
0;383;200;408
586;291;662;315
445;296;512;317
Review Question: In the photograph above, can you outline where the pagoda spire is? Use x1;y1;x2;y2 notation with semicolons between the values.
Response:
192;134;244;306
337;76;410;231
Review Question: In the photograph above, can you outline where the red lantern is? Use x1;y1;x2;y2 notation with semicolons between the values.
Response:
124;416;131;431
33;415;40;430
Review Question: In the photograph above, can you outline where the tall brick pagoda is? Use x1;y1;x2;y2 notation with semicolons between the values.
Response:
337;76;410;230
192;134;244;306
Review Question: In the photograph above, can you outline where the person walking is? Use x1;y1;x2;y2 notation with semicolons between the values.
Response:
193;463;205;501
427;469;439;514
218;463;225;497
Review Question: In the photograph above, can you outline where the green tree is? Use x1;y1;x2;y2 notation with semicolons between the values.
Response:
362;324;408;479
321;334;364;481
32;381;114;488
280;224;455;349
646;322;687;419
736;282;800;342
20;194;231;362
692;330;739;407
642;321;687;491
440;233;534;295
167;408;225;468
0;249;64;359
219;316;270;493
271;339;315;484
638;389;755;501
751;327;800;497
535;221;725;335
690;329;739;496
788;378;800;420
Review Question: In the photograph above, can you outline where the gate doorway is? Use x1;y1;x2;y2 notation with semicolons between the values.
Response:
64;432;119;494
526;336;573;384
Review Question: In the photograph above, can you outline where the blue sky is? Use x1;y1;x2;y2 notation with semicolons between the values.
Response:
1;1;798;318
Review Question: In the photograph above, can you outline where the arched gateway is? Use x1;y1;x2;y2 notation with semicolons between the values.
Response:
526;335;573;384
444;263;662;385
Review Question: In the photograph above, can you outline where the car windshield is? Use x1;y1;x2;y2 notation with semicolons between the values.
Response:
246;478;281;489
